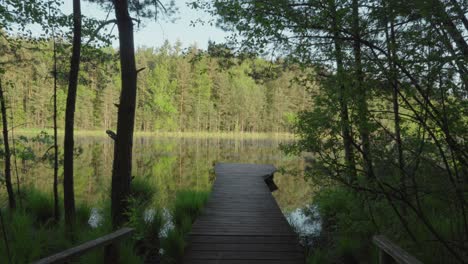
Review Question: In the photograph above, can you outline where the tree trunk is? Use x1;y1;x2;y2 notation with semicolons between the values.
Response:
9;95;21;204
384;0;406;198
0;80;16;210
390;9;405;192
53;32;60;223
111;0;138;228
330;0;357;182
63;0;81;232
352;0;374;179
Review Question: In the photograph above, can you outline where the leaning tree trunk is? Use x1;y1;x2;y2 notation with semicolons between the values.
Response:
63;0;81;233
0;80;16;210
111;0;138;228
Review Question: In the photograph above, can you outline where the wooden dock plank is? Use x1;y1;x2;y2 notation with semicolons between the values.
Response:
183;163;304;263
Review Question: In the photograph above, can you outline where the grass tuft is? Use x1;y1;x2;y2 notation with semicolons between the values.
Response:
161;190;209;263
20;187;55;226
130;177;155;204
172;190;209;232
161;229;185;264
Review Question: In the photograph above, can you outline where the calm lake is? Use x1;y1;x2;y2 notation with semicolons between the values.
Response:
4;134;319;238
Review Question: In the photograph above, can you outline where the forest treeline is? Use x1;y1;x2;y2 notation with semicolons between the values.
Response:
0;39;312;133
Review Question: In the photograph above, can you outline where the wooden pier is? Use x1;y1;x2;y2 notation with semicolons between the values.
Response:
183;163;304;264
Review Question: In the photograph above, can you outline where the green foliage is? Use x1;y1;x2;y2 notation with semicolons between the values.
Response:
1;39;313;133
126;196;163;262
0;188;144;263
309;184;467;263
303;188;371;263
0;207;78;263
0;210;45;263
130;177;156;204
198;0;467;262
20;187;55;226
161;229;185;264
161;190;209;263
75;203;93;227
172;190;209;232
307;248;328;264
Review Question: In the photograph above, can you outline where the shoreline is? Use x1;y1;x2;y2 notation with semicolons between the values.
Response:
15;129;296;140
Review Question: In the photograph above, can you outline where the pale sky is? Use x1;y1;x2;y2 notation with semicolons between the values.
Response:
61;0;229;50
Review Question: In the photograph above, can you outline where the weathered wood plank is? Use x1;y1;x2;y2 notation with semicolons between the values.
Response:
184;251;304;260
373;235;423;264
33;228;134;264
187;260;301;264
187;243;304;252
183;163;304;264
188;235;300;244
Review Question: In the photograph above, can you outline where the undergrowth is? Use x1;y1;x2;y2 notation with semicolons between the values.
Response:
1;182;210;263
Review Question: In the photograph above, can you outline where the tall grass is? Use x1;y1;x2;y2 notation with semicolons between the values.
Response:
0;186;142;263
172;190;209;232
1;182;211;263
161;190;210;264
20;187;56;226
0;209;74;263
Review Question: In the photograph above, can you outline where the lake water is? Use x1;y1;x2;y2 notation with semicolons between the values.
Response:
4;135;319;239
11;135;311;209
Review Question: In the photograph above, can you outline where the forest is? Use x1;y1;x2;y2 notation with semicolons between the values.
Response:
1;0;468;264
1;39;312;133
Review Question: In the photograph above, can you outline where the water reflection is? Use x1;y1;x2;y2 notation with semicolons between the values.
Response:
286;205;322;246
160;208;174;238
10;135;312;211
88;208;102;228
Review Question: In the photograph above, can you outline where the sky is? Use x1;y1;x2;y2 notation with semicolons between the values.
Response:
62;0;230;50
